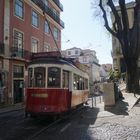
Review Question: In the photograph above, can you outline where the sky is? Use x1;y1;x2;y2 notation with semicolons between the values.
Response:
61;0;112;65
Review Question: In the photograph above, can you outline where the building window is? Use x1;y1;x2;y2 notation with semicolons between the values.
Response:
68;51;71;55
32;11;39;27
45;20;49;33
14;0;24;19
53;27;59;40
13;65;24;78
53;8;58;19
31;38;38;53
13;30;23;57
75;50;78;54
44;43;50;52
83;57;87;62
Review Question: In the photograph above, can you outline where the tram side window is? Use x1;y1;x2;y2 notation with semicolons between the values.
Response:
34;67;45;87
73;74;77;90
63;71;69;88
28;68;33;87
85;79;88;90
48;67;60;87
79;77;84;90
73;74;88;90
73;74;82;90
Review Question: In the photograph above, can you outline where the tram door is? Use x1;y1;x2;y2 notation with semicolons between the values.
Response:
13;80;24;104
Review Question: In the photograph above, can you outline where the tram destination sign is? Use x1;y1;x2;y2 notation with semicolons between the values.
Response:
32;51;61;59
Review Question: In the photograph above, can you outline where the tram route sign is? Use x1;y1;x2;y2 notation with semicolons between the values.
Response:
32;51;61;59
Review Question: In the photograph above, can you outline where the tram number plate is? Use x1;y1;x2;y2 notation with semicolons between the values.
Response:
32;93;48;98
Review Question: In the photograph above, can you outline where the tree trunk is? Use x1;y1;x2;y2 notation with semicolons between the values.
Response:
125;57;140;93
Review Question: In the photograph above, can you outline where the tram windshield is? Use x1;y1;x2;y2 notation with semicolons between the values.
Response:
28;67;45;87
28;68;33;87
47;67;60;88
63;70;69;88
34;67;45;87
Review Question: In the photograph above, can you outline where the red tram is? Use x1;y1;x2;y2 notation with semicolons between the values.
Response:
25;52;89;117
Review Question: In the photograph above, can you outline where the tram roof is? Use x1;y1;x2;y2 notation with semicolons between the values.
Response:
29;52;89;73
29;52;76;68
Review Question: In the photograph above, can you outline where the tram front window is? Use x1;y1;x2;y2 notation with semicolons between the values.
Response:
34;67;45;87
28;68;33;87
63;70;69;88
48;67;60;87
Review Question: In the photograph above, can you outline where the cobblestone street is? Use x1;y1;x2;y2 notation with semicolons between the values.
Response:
88;123;140;140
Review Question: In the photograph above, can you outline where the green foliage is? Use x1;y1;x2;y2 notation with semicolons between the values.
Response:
109;69;120;82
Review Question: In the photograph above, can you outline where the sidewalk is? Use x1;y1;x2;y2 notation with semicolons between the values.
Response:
0;103;24;114
88;90;140;118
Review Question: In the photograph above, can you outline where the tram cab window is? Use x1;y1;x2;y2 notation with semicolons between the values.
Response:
85;79;88;90
63;71;69;88
73;74;77;90
34;67;45;87
48;67;60;87
28;68;33;87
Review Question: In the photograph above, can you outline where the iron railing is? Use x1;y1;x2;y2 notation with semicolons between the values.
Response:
10;47;32;60
53;0;63;11
31;0;64;28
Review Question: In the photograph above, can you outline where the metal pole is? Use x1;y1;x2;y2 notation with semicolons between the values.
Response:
95;96;96;107
92;94;94;108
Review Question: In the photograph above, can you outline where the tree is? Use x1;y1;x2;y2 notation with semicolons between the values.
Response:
95;0;140;93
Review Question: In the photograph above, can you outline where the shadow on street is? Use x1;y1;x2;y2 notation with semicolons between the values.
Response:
105;99;129;115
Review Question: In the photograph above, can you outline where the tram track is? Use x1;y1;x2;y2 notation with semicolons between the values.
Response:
28;105;87;140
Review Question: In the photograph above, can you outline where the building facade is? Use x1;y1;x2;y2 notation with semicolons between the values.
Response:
0;0;64;105
62;47;101;94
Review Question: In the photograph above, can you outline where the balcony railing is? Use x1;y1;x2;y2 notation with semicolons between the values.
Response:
31;0;64;28
53;0;63;11
0;43;5;55
10;47;32;60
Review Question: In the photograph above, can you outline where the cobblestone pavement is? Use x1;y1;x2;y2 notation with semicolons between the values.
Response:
85;93;140;140
88;123;140;140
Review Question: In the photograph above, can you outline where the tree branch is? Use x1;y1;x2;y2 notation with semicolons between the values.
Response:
113;21;117;32
107;0;123;34
99;0;117;37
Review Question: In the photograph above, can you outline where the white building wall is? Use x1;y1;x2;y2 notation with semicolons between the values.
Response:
63;48;101;95
65;48;81;58
92;64;100;82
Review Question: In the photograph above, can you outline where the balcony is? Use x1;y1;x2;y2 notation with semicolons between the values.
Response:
0;43;5;55
53;0;63;11
31;0;64;28
11;47;32;60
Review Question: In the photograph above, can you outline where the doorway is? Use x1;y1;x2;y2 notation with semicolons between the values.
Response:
13;80;24;104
